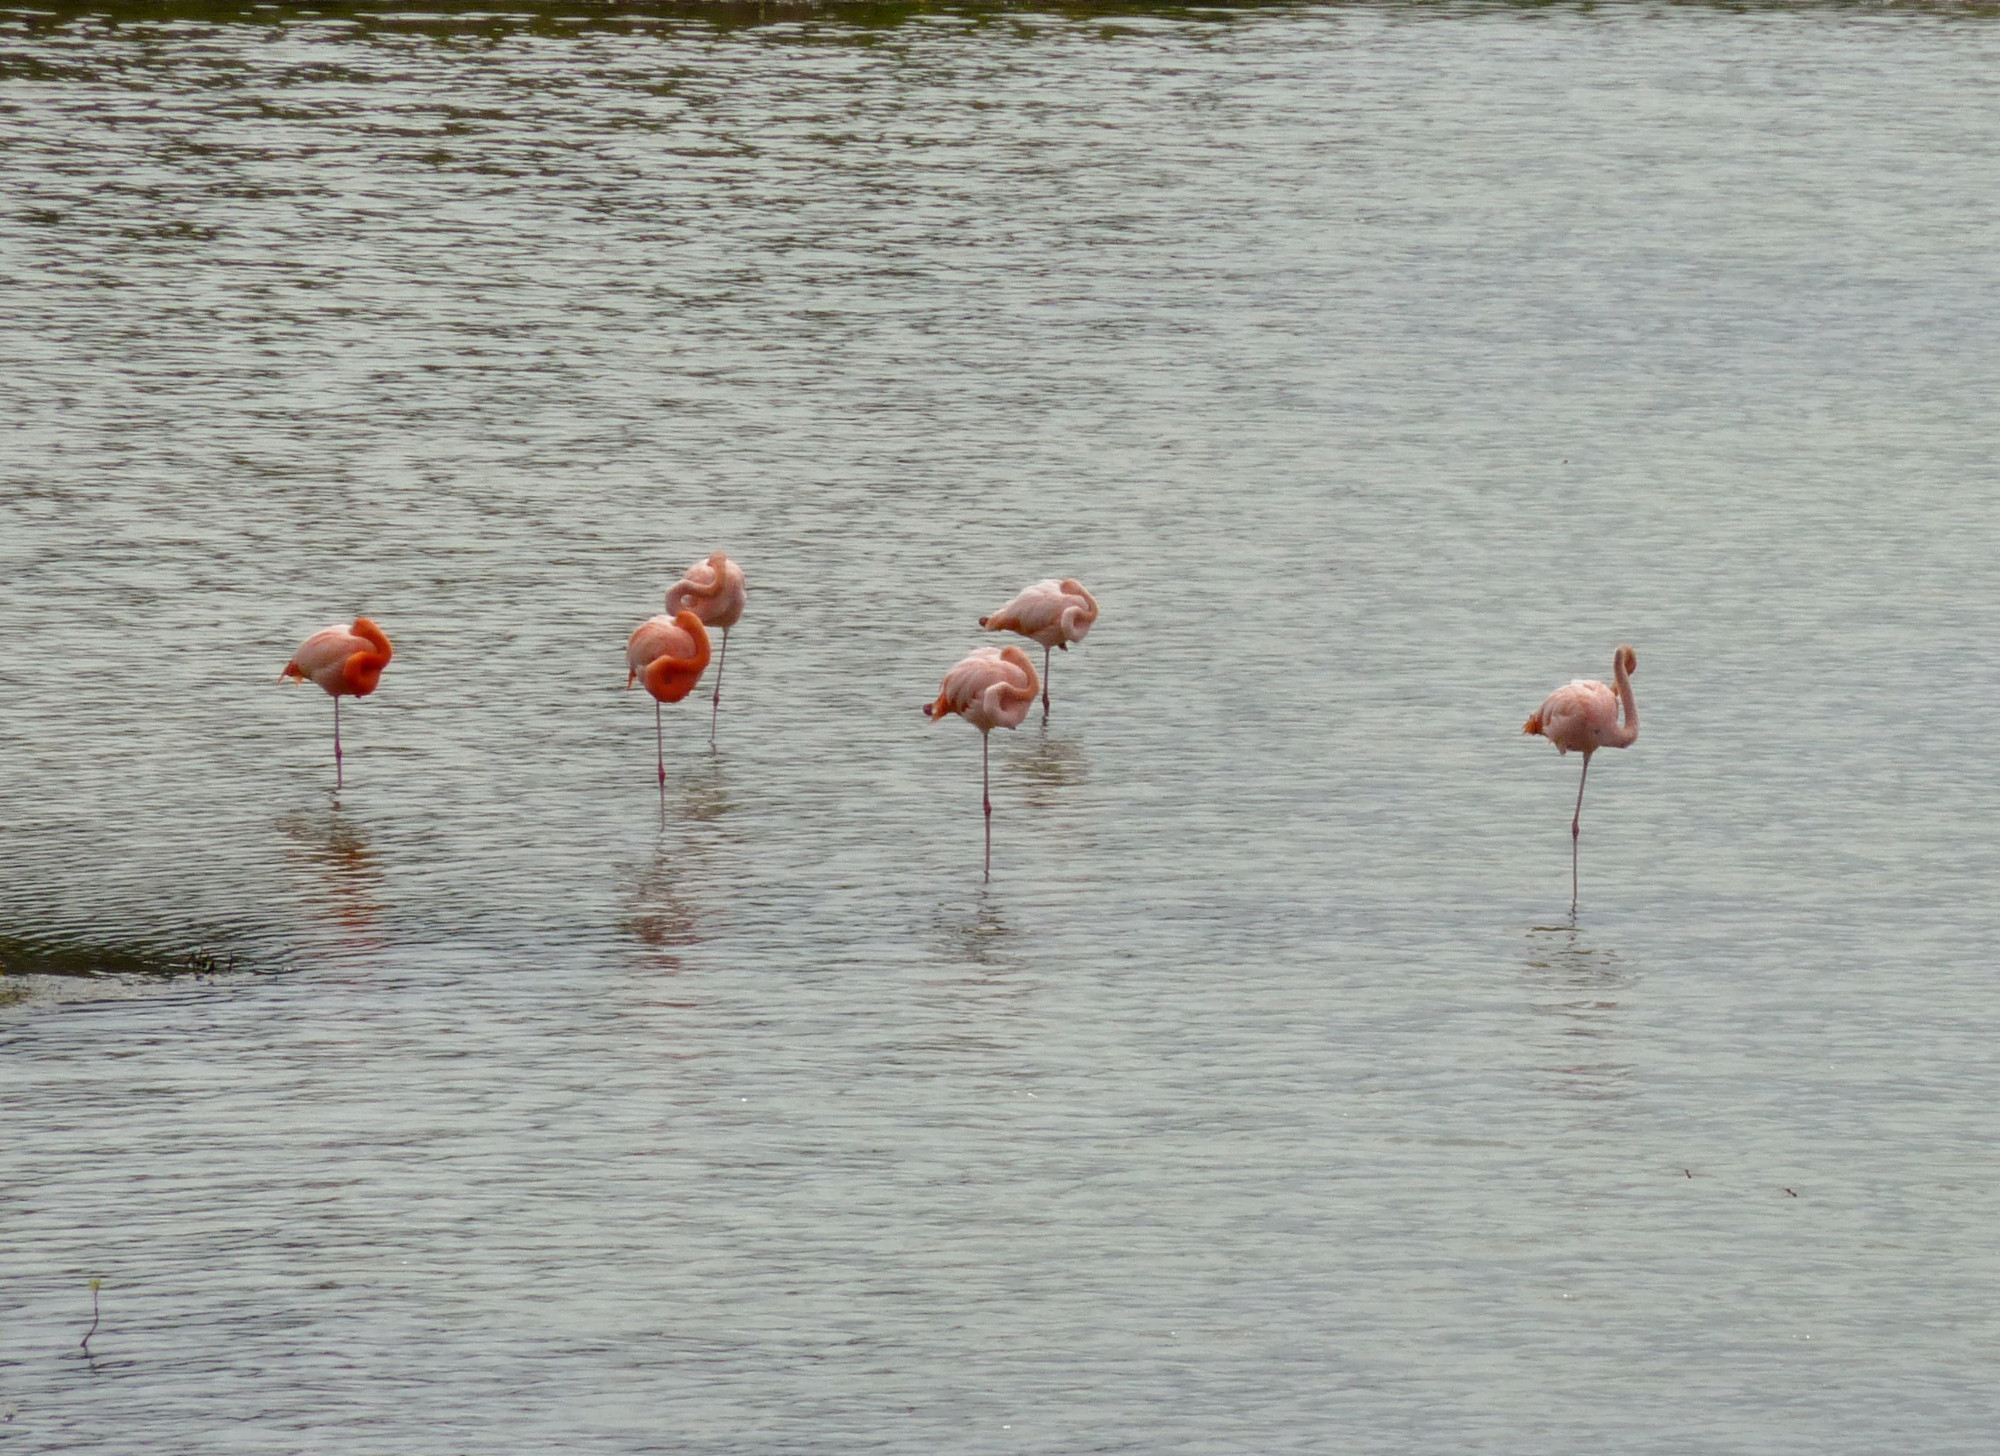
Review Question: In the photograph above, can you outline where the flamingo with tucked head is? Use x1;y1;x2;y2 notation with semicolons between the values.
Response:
665;551;746;743
627;610;712;790
1524;644;1639;911
923;645;1040;876
281;617;394;790
979;578;1097;721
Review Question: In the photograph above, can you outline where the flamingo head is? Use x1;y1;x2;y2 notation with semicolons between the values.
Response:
1617;644;1637;676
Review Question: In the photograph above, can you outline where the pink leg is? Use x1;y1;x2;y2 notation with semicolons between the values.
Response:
333;696;343;790
656;700;666;791
983;733;992;880
1042;645;1052;721
1571;752;1592;912
710;628;729;745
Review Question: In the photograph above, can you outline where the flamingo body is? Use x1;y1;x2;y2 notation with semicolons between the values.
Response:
627;611;711;703
665;551;746;630
979;578;1097;650
282;618;393;698
923;646;1041;734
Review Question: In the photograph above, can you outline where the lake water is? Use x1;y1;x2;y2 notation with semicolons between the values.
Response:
5;2;2000;1449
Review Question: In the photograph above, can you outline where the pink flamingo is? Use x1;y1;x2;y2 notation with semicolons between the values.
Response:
627;610;712;789
923;646;1040;874
280;617;394;789
979;578;1098;721
1524;644;1639;911
665;551;746;743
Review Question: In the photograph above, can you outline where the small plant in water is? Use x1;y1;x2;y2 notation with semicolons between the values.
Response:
80;1279;101;1353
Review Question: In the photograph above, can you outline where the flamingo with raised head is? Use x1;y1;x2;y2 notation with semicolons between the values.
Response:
627;609;712;789
923;645;1041;874
281;617;394;789
665;551;746;743
1524;644;1639;911
979;578;1097;721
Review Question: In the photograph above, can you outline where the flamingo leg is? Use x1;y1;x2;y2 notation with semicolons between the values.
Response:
1042;645;1052;721
983;732;992;881
710;627;729;745
333;696;343;790
656;700;666;792
1571;752;1592;912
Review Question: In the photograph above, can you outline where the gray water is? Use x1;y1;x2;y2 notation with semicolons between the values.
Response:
5;2;2000;1449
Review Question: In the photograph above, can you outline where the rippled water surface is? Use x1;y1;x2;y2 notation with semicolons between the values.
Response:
6;2;2000;1449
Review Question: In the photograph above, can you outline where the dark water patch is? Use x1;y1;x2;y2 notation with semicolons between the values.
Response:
5;0;1997;40
0;0;1284;41
0;928;247;980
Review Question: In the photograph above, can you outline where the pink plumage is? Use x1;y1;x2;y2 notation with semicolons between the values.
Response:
625;612;710;703
979;578;1097;650
282;618;393;699
923;646;1041;874
978;577;1097;721
924;645;1041;735
664;551;746;741
625;608;711;790
1524;644;1639;910
279;617;393;789
665;550;746;629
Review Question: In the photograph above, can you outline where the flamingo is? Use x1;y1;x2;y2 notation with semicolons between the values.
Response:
665;551;746;743
627;609;712;790
1524;644;1639;911
923;646;1040;875
280;617;394;789
979;578;1097;722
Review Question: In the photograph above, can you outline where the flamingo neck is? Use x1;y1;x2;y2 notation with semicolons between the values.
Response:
1003;652;1040;706
351;618;393;663
644;617;711;698
1607;655;1639;747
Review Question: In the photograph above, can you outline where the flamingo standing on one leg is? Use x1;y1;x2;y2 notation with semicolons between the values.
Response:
979;578;1097;723
280;617;394;790
627;610;712;790
1524;644;1640;912
665;551;746;744
923;646;1040;877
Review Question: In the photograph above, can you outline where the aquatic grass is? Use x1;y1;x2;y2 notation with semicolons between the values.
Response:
10;0;1999;30
0;0;1351;40
0;930;239;981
